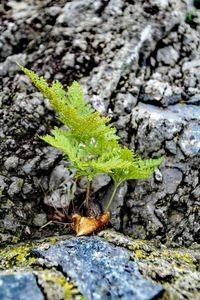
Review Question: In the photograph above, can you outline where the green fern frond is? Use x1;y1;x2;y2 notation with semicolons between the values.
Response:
19;64;165;211
68;81;93;117
18;65;117;144
111;156;164;184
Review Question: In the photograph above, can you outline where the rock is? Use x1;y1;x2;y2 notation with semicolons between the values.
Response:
21;157;40;175
162;168;183;194
56;0;101;27
0;176;7;191
91;173;111;192
114;93;137;115
39;147;61;171
157;46;179;66
178;120;200;157
182;59;200;72
33;213;48;227
165;140;177;155
73;38;88;51
187;94;200;105
154;169;163;182
98;230;200;300
62;53;75;68
32;236;163;300
0;273;44;300
4;156;19;171
131;103;200;155
0;0;199;246
0;54;26;77
91;95;107;113
7;177;24;197
142;79;171;102
2;211;22;232
44;163;75;209
125;102;200;244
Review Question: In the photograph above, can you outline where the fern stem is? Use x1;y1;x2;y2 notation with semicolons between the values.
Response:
85;179;91;209
105;182;121;212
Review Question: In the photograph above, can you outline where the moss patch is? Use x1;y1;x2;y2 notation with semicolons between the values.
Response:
0;236;87;300
99;229;200;300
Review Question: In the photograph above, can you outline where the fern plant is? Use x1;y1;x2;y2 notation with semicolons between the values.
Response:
18;64;164;212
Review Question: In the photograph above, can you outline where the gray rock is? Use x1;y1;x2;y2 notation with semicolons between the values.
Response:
2;209;23;231
73;38;88;51
182;59;200;72
125;102;200;244
92;173;111;192
4;156;19;171
46;6;61;17
178;120;200;157
56;0;101;28
0;176;7;191
154;169;163;182
114;93;137;115
62;53;75;68
0;54;26;76
157;46;179;66
165;140;177;155
0;273;44;300
90;94;107;113
89;25;156;104
187;94;200;105
192;186;200;199
39;147;61;171
0;0;198;246
7;177;24;197
162;168;183;194
131;103;200;155
33;213;48;227
32;237;163;300
21;157;40;175
142;79;171;102
44;163;75;209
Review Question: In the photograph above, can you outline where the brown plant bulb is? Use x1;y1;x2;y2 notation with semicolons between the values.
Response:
72;212;110;236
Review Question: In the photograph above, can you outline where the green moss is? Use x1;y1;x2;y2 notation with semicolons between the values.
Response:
0;238;88;299
0;236;65;270
0;243;32;269
103;233;109;241
135;249;147;259
37;270;87;300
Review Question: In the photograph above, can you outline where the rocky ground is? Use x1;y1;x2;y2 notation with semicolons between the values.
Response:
0;0;200;251
0;230;200;300
0;1;200;299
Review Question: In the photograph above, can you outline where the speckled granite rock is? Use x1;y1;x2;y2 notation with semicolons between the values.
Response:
0;273;44;300
98;230;200;300
32;236;163;300
0;231;199;300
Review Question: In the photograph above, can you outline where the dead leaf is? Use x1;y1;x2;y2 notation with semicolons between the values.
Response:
72;212;110;236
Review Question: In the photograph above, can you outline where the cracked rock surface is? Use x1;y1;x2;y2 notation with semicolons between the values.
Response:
32;236;163;300
0;0;199;246
0;232;199;300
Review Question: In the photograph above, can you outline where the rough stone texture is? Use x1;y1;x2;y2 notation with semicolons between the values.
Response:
122;103;200;246
98;230;200;300
32;236;163;300
0;231;199;300
0;237;86;300
0;273;44;300
0;0;199;247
